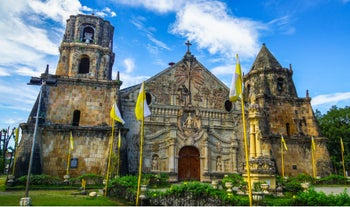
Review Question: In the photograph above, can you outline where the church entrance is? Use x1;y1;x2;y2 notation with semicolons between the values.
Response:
178;146;200;181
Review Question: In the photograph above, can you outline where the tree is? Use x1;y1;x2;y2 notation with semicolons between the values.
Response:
316;106;350;174
0;127;16;174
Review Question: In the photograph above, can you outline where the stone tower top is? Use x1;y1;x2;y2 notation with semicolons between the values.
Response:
244;44;298;99
250;43;282;71
56;14;115;80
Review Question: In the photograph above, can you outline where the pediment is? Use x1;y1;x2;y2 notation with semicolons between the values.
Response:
127;53;230;110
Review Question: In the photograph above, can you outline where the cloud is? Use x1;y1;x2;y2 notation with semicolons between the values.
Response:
0;0;117;77
118;73;150;89
130;16;170;52
0;68;10;76
113;0;187;13
124;58;136;73
170;1;265;60
311;92;350;106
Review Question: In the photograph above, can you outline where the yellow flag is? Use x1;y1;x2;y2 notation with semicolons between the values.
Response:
15;127;19;144
110;103;125;124
311;137;316;151
229;54;243;102
70;131;74;150
281;136;288;150
341;137;345;153
135;82;151;121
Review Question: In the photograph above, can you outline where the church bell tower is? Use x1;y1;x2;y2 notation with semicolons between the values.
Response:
56;14;115;80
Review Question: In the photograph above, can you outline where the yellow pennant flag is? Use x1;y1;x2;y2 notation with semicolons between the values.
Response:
135;82;151;121
341;137;345;153
311;137;316;151
15;127;19;144
70;131;74;150
110;103;125;124
281;135;288;150
229;54;243;102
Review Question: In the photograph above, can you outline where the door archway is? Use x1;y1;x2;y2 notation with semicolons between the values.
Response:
178;146;200;181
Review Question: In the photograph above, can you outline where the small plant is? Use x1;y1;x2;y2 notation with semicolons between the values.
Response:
221;174;244;188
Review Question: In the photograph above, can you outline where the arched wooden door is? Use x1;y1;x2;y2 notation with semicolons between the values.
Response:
178;146;200;181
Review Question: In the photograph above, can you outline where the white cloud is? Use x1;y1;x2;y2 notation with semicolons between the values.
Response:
311;92;350;106
124;58;136;73
170;1;265;60
130;16;170;52
118;73;150;89
0;68;10;76
211;65;233;76
113;0;187;13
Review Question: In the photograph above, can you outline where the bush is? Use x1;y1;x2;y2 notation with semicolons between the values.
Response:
17;174;61;185
109;175;138;201
221;174;244;189
293;188;350;206
73;173;103;185
143;173;170;188
284;180;303;194
147;181;249;206
318;174;347;185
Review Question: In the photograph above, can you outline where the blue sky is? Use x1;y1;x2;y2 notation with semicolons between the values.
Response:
0;0;350;131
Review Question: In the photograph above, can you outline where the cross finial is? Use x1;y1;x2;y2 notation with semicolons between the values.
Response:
185;40;192;53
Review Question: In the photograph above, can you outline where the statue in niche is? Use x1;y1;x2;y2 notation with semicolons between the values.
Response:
152;155;159;171
183;112;194;128
216;156;222;172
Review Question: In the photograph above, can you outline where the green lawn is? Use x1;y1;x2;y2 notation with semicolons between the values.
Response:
0;176;131;206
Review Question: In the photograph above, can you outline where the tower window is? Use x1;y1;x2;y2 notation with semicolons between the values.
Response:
72;110;81;126
277;78;284;92
286;123;290;136
78;55;90;74
81;25;95;43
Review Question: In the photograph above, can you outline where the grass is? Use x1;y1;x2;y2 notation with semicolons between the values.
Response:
0;175;131;206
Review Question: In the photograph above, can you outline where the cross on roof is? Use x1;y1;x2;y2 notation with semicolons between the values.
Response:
185;40;192;53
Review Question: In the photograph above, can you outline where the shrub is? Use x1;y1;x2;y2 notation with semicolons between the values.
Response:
284;180;303;194
143;173;170;188
293;188;350;206
318;174;347;185
17;174;61;185
221;174;244;188
109;175;138;201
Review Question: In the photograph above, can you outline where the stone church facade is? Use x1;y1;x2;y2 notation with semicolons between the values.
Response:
14;14;332;182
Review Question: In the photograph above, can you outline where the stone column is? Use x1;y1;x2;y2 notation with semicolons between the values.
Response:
249;124;256;158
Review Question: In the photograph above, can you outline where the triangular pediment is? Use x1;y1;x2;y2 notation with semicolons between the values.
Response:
121;51;230;110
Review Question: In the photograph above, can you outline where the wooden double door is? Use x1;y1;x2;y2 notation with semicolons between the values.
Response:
178;146;200;181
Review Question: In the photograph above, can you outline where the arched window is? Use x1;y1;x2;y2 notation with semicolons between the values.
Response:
81;25;95;43
247;84;251;95
277;78;284;92
78;55;90;74
72;110;80;126
146;92;152;105
286;123;290;136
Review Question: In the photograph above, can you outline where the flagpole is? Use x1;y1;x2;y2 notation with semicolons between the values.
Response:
240;93;253;206
136;84;145;206
66;132;72;176
341;137;346;178
105;121;114;196
311;137;316;178
117;129;121;177
281;137;285;178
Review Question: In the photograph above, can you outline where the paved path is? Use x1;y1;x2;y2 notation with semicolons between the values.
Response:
314;186;350;195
